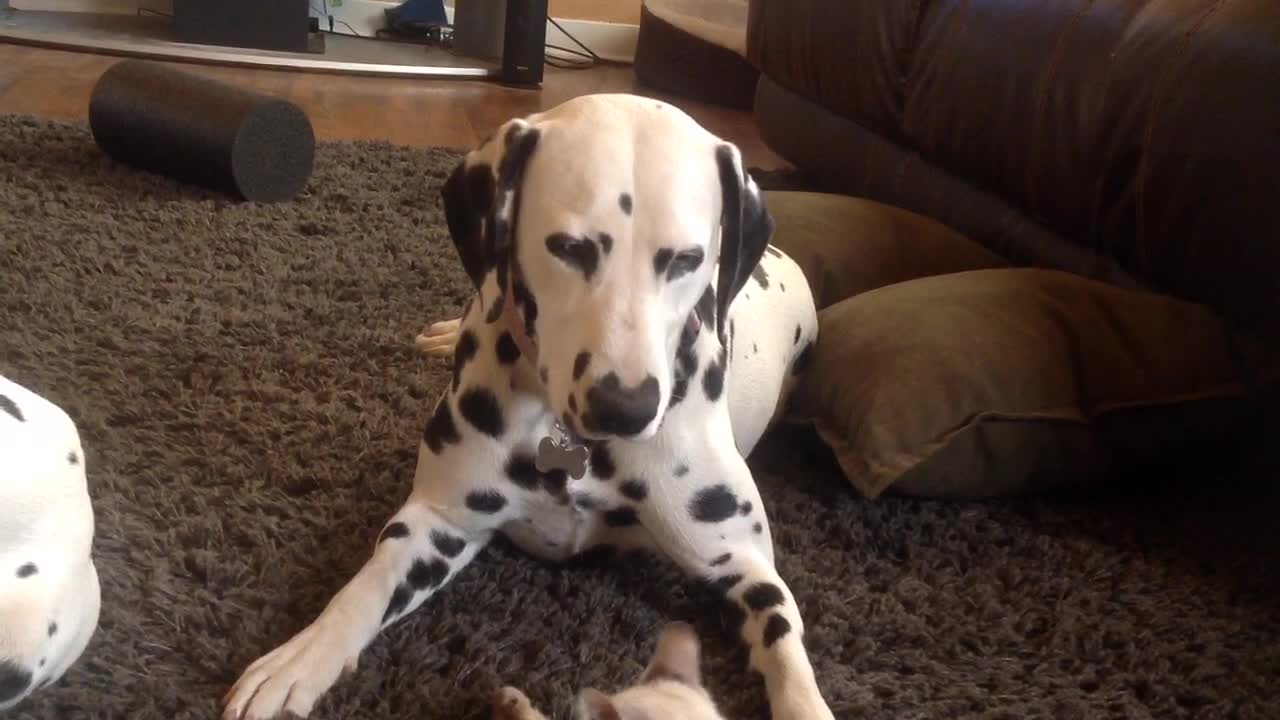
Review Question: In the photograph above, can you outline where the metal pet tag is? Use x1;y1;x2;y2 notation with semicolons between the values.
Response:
535;434;589;479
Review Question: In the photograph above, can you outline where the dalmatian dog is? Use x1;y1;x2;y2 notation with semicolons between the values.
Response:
222;93;830;720
0;374;102;710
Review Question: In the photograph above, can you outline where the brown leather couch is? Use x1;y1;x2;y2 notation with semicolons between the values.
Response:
746;0;1280;344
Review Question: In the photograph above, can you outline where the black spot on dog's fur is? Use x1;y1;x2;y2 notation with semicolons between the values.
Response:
653;248;675;277
710;553;733;567
781;282;787;292
383;584;412;623
512;279;539;338
547;232;600;281
408;558;450;590
573;351;592;381
432;531;467;558
573;492;604;511
604;506;641;528
669;313;701;409
793;324;801;345
453;330;479;391
739;501;753;516
485;298;505;324
378;522;411;544
690;485;738;523
695;285;717;329
620;479;649;501
599;232;614;255
703;345;727;402
675;463;689;477
505;454;542;491
496;332;521;364
590;443;616;479
743;583;786;613
423;398;462;454
711;574;743;593
47;622;57;637
466;489;508;514
67;451;79;465
16;563;37;579
753;522;764;534
542;468;569;497
0;395;23;422
751;264;769;289
0;659;33;704
619;193;632;215
458;388;504;437
763;614;792;648
791;340;815;377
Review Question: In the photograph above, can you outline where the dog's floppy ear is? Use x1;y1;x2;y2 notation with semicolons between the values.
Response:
440;121;542;294
713;142;773;339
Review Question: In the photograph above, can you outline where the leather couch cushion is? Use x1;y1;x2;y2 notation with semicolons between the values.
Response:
762;190;1008;309
787;268;1280;499
747;0;1280;342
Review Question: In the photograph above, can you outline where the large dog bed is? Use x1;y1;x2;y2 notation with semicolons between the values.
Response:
2;114;1277;720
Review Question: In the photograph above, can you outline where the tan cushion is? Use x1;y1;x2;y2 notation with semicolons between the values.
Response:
787;268;1280;499
763;190;1009;308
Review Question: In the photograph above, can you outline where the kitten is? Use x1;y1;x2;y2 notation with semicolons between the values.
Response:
492;622;729;720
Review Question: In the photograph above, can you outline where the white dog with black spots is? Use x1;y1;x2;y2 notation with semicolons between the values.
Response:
0;374;101;711
223;93;830;720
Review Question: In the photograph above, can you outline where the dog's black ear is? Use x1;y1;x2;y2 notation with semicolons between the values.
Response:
439;122;541;293
713;142;773;340
441;157;496;289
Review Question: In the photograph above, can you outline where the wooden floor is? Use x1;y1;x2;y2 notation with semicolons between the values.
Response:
0;43;787;169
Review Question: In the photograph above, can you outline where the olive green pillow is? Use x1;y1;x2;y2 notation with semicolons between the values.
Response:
762;190;1008;308
787;268;1280;499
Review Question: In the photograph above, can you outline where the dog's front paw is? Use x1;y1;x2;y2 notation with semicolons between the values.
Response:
222;621;356;720
492;686;549;720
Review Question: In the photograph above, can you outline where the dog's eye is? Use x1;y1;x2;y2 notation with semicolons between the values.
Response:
545;232;601;280
666;248;704;281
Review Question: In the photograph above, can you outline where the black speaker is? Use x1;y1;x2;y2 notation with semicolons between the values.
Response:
502;0;548;86
173;0;315;54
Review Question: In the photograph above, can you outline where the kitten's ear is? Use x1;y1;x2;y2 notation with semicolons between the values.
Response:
638;621;703;688
574;688;621;720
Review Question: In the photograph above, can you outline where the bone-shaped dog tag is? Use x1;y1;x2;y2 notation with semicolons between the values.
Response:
535;436;589;479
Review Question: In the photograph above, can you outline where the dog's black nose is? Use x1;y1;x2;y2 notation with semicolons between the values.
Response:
0;659;33;705
582;373;660;437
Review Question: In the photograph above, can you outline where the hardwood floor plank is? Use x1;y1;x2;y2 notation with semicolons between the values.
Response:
0;43;788;168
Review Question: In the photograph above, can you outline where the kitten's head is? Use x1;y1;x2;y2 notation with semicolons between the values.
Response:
573;622;726;720
494;623;728;720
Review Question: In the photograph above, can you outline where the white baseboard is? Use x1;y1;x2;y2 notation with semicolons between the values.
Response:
9;0;641;64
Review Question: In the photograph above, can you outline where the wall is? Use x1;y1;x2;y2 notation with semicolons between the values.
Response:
548;0;641;25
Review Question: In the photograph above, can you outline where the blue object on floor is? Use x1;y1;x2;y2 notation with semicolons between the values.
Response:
384;0;448;28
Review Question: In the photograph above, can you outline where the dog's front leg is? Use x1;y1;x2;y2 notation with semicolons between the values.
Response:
222;498;492;720
642;445;836;720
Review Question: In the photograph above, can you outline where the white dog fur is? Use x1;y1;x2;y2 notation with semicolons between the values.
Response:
0;374;101;710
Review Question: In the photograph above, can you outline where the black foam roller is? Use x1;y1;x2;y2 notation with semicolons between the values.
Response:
89;60;315;203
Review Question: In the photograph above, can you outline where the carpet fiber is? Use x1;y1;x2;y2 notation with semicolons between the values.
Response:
2;115;1277;720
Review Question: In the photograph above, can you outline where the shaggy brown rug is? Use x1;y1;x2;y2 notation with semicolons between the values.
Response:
1;114;1277;720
